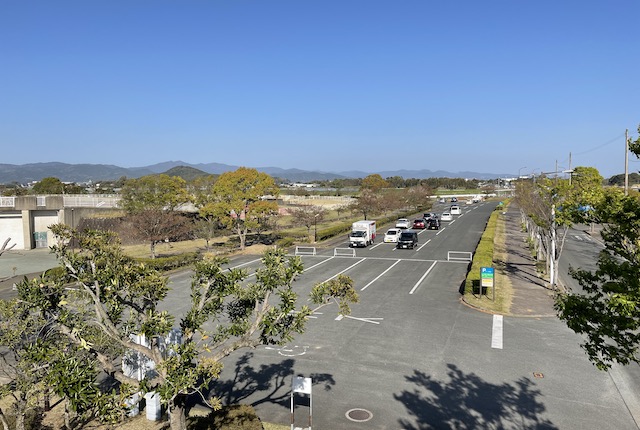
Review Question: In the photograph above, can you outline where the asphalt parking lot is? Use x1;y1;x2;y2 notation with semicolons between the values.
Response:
3;202;638;429
161;203;638;429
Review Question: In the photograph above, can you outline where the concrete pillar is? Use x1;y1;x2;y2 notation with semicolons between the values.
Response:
21;210;33;250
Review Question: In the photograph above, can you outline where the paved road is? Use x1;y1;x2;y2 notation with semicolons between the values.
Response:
161;202;638;429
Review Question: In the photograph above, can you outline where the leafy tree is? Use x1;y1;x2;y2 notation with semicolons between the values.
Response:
14;225;358;430
515;168;604;287
361;174;388;192
210;168;279;250
385;176;406;188
32;177;65;194
120;174;190;213
120;175;192;257
555;136;640;370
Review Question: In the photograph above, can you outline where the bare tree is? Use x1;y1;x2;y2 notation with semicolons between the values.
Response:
0;238;16;257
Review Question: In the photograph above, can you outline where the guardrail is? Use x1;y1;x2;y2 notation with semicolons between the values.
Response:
334;247;356;257
294;246;316;256
447;251;473;262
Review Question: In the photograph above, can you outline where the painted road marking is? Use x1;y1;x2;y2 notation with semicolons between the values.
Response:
229;258;262;270
436;228;445;235
416;239;431;252
409;261;438;294
323;258;367;282
492;315;503;349
335;315;383;325
303;256;335;272
361;260;401;291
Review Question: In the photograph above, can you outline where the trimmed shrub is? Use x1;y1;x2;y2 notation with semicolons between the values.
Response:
136;252;200;271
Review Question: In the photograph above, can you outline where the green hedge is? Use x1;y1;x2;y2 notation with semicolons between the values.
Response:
136;252;201;271
464;209;499;294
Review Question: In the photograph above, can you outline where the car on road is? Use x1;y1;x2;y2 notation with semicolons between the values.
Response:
438;198;446;203
441;212;452;221
383;228;402;243
423;212;437;220
412;218;426;229
395;218;411;229
396;230;418;249
450;205;461;215
427;218;440;230
450;197;458;203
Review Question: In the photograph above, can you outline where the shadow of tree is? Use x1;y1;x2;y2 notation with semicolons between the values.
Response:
210;352;336;409
395;364;557;429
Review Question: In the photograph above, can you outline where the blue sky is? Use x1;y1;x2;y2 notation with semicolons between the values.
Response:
2;1;639;178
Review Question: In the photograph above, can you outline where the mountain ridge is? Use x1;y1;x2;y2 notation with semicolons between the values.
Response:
0;161;512;184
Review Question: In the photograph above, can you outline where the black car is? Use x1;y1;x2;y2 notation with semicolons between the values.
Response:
427;218;440;230
397;230;418;249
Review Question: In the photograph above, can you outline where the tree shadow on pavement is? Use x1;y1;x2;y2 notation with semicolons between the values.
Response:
210;352;336;409
394;363;557;429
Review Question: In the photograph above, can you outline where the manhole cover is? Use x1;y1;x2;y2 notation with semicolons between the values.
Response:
346;408;373;422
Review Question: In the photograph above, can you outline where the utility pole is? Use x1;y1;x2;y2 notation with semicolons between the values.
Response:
568;152;572;186
625;129;629;196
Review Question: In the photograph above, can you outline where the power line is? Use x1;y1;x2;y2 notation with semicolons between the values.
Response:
572;133;626;156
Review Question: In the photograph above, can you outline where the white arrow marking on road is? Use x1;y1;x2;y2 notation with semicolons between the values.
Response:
335;315;383;325
492;315;503;349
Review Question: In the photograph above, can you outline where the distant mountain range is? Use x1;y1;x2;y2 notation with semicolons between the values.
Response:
0;161;513;184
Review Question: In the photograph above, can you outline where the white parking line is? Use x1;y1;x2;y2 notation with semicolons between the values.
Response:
370;242;384;250
409;261;437;294
361;260;401;291
229;258;262;270
303;256;335;272
323;258;367;283
416;239;431;252
491;315;503;349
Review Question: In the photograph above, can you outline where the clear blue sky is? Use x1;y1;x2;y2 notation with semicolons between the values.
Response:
2;1;639;178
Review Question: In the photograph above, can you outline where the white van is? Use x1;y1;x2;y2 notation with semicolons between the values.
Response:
450;205;461;215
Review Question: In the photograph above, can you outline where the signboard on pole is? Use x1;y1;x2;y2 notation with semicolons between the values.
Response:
480;267;496;301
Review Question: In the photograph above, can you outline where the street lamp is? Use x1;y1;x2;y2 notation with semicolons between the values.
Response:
518;166;527;179
314;213;319;243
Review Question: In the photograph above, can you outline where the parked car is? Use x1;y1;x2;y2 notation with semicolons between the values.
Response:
395;218;411;229
384;228;402;243
397;230;418;249
450;205;461;215
412;218;426;229
427;218;440;230
441;212;452;221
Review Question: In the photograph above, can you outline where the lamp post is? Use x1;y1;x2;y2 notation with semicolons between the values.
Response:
518;166;527;179
314;213;319;243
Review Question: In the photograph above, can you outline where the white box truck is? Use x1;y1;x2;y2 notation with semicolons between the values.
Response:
349;220;376;247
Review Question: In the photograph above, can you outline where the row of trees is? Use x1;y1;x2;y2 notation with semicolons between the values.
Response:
516;126;640;371
113;171;438;256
